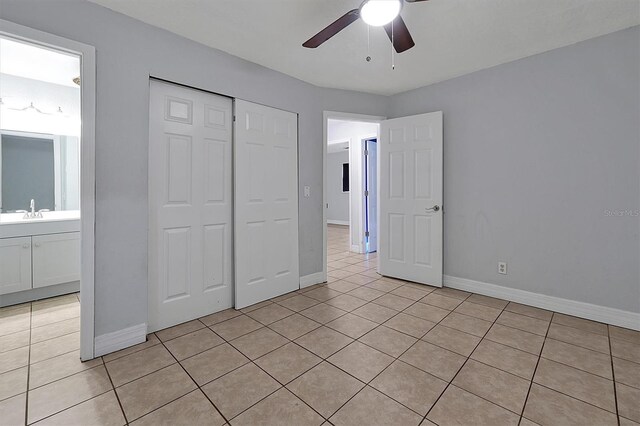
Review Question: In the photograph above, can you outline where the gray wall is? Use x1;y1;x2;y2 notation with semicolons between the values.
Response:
389;26;640;313
0;0;388;336
327;150;350;223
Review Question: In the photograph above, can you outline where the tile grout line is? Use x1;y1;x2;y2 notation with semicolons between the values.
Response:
517;310;553;425
22;297;118;426
24;301;33;426
102;356;129;425
156;336;232;425
328;236;628;422
607;324;621;426
317;290;474;423
168;319;332;423
421;293;511;424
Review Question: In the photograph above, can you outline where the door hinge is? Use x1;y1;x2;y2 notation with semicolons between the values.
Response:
233;115;236;122
364;190;369;197
365;231;370;237
364;149;369;156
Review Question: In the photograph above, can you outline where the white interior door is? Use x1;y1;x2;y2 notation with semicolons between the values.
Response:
365;139;378;252
234;100;299;308
148;80;233;332
379;111;443;286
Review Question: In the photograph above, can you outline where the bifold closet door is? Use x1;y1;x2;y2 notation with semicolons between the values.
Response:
148;80;233;332
234;100;299;308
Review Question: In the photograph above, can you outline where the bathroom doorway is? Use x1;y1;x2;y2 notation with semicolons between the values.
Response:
0;20;96;361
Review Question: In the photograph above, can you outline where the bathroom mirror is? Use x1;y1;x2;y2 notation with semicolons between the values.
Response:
0;35;81;216
0;132;79;213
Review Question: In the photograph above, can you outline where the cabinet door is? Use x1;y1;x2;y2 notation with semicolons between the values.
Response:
0;237;32;295
32;232;80;288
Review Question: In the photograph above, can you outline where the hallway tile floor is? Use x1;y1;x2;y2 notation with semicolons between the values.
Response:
0;225;638;425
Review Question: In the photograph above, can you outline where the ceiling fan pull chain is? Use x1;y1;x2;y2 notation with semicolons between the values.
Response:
366;24;371;62
391;19;395;70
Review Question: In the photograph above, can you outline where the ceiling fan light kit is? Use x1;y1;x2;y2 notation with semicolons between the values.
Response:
360;0;402;27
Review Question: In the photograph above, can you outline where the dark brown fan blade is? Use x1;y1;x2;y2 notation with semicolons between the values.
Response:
384;15;415;53
303;9;360;48
404;0;429;2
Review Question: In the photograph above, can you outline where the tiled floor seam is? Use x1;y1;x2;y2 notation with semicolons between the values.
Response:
93;358;127;425
518;310;552;421
27;329;80;346
157;336;231;425
29;314;80;330
321;291;468;423
24;303;32;426
607;325;620;422
160;320;329;424
27;362;104;392
26;389;115;426
29;347;80;367
421;294;509;424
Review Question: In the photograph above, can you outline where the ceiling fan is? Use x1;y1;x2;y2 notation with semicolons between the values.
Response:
303;0;428;53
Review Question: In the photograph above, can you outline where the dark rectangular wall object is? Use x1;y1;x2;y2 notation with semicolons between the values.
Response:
342;163;350;192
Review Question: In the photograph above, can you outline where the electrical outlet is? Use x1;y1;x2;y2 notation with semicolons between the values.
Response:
304;186;311;198
498;261;507;275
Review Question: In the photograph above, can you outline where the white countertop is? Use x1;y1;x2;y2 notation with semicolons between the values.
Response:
0;210;81;238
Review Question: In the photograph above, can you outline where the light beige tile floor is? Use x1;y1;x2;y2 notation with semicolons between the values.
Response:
0;225;639;425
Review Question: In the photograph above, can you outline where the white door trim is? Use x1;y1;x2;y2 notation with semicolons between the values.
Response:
0;19;97;360
323;111;385;284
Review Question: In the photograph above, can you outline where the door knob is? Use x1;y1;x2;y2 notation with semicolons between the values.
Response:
425;205;440;212
23;244;29;249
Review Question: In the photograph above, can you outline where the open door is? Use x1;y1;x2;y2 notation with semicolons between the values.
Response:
234;100;299;308
364;138;378;253
378;112;443;286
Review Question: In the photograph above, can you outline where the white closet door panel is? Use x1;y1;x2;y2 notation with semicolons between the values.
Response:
149;80;233;332
234;100;299;308
379;111;443;286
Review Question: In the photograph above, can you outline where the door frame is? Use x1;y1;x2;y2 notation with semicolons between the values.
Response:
0;19;97;360
362;137;378;254
322;111;385;284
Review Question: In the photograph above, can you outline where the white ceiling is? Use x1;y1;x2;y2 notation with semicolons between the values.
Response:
88;0;640;95
0;37;80;87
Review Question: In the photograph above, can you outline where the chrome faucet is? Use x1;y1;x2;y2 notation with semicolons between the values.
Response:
21;199;49;219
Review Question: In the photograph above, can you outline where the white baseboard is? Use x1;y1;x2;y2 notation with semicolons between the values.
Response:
327;220;349;226
300;272;326;289
444;275;640;331
94;323;147;357
351;244;363;253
